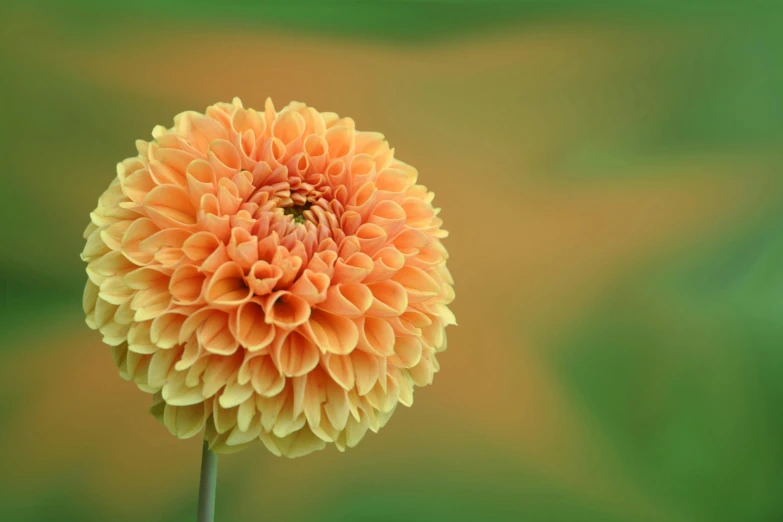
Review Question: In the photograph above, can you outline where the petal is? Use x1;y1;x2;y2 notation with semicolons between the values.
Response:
169;264;206;304
324;353;355;391
205;261;252;307
202;352;242;398
368;200;406;238
289;269;330;305
198;310;239;355
356;316;395;356
236;397;257;432
122;167;156;204
139;228;191;255
150;312;188;349
247;260;283;295
233;300;275;351
250;356;286;397
264;291;311;329
144;184;198;228
354;222;387;257
364;247;405;284
366;281;408;318
302;309;358;355
317;283;371;317
331;252;373;284
147;345;183;390
121;218;160;265
392;265;440;303
324;125;354;160
351;349;379;396
388;336;422;369
100;220;132;251
127;321;157;354
219;378;255;408
273;330;319;377
323;379;350;431
182;231;220;262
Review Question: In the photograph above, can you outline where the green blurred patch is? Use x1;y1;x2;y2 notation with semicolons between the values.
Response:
553;206;783;522
2;0;777;44
0;55;183;340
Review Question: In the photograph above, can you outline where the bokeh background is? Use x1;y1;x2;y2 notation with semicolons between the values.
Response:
1;1;782;521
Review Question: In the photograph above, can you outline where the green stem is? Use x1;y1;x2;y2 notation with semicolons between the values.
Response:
197;440;218;522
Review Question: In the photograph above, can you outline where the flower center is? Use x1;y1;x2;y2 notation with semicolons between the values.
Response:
282;201;313;224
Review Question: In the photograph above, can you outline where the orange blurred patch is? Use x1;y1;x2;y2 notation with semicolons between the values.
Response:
0;329;198;517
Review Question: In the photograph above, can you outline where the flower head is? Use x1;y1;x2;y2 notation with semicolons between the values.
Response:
81;98;455;457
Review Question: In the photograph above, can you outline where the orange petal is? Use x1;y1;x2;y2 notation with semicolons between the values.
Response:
339;210;362;237
226;227;259;270
366;281;408;317
391;265;440;303
180;112;229;153
323;378;350;431
139;228;191;257
249;355;286;397
304;134;328;173
354;222;387;257
202;352;242;398
272;110;305;158
150;312;188;349
289;269;330;305
368;200;406;237
209;139;241;179
157;146;196;177
247;260;283;295
217;178;242;215
302;309;358;355
145;184;198;228
233;300;275;351
324;125;354;160
356;316;395;356
364;247;405;284
205;261;252;307
401;196;436;228
350;349;379;395
182;231;220;262
169;264;206;304
122;167;156;204
148;159;187;187
186;160;217;205
264;291;311;329
325;158;349;191
198;310;239;355
332;252;373;284
324;353;355;391
392;227;429;254
317;283;369;317
274;330;319;377
124;266;169;291
271;247;304;289
408;353;434;387
388;336;422;369
375;167;410;194
306;250;337;277
261;137;286;170
99;220;132;251
121;218;160;265
348;182;378;222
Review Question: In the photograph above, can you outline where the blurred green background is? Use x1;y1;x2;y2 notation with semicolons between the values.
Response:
1;1;782;521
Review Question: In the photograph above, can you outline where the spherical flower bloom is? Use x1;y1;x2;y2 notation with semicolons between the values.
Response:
81;98;455;457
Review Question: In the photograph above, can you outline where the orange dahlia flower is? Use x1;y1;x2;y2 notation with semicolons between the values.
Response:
81;98;455;458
